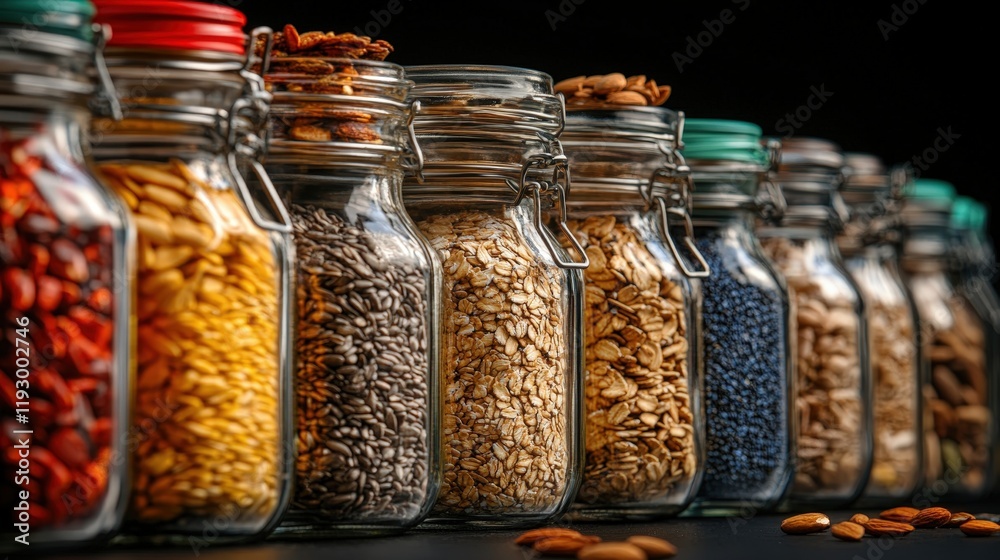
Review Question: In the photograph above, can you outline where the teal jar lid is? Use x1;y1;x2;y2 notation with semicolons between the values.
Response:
0;0;95;40
970;200;988;231
905;178;956;201
955;198;988;232
681;118;769;166
951;196;975;230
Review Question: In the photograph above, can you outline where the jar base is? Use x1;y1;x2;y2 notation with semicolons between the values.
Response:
565;504;688;522
271;522;411;540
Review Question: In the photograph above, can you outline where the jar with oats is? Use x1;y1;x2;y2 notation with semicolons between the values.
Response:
901;180;994;500
757;137;873;508
90;0;293;543
258;26;440;537
402;65;585;527
949;198;1000;498
557;106;707;520
680;119;795;515
1;3;132;552
836;154;922;506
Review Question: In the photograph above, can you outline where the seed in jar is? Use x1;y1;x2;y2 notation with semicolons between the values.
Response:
694;232;790;500
99;160;282;525
286;204;431;522
566;215;696;508
857;295;919;498
762;236;865;496
416;210;569;515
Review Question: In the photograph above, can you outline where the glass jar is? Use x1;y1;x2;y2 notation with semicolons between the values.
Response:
758;137;872;508
1;11;131;551
91;1;293;543
261;50;440;537
402;65;585;526
902;180;994;499
559;108;707;520
949;197;1000;498
681;120;795;515
836;154;922;505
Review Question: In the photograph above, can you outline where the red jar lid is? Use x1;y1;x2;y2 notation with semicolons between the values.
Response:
93;0;247;55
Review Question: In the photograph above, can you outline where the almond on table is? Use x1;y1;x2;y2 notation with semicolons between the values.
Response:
780;513;831;534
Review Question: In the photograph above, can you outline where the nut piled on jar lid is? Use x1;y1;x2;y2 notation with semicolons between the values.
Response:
258;25;397;144
555;73;672;108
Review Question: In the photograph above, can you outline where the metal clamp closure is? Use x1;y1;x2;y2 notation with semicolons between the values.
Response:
504;151;588;269
645;159;710;278
226;96;292;234
89;23;123;121
403;100;425;182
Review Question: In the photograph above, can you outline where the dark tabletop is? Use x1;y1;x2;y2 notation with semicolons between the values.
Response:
15;504;1000;560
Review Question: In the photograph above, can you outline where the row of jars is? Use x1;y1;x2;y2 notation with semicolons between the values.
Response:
2;0;999;551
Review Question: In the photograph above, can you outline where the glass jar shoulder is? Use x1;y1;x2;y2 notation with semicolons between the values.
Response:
695;225;786;299
844;254;911;310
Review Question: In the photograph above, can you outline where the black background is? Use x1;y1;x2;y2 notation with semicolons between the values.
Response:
239;0;996;247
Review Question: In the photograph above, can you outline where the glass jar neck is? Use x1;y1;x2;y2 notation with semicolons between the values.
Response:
405;65;564;196
91;47;249;160
693;209;757;232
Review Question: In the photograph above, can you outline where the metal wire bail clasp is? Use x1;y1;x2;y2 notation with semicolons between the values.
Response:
646;159;711;278
505;151;589;270
89;23;123;121
403;100;425;183
226;97;293;234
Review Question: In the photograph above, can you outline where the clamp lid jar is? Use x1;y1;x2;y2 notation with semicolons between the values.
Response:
757;137;873;508
403;65;585;527
558;105;706;520
91;0;294;543
1;8;131;551
682;119;794;515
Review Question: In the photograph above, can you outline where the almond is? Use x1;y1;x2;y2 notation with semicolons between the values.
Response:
606;91;649;106
593;73;627;95
533;536;599;555
626;535;677;558
864;519;915;537
780;513;831;534
577;542;647;560
554;76;586;96
910;507;951;528
515;528;585;545
849;513;870;525
879;506;919;523
831;521;865;542
944;512;975;528
959;519;1000;537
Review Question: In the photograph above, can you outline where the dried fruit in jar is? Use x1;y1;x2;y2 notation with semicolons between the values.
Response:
2;137;120;530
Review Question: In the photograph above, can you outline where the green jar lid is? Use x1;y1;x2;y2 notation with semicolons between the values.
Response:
970;200;988;232
905;178;956;201
0;0;95;40
951;196;975;230
681;118;769;166
956;198;988;232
